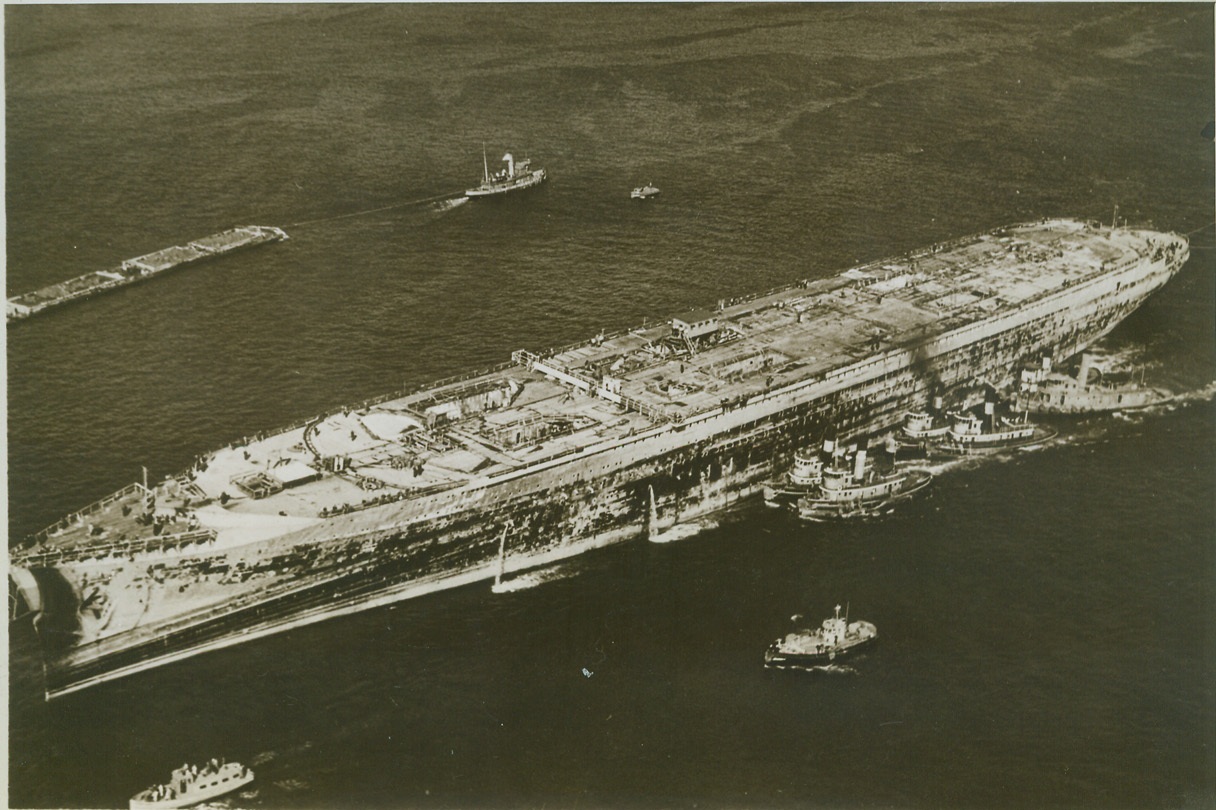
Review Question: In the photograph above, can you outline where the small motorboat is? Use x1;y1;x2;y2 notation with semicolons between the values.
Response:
631;184;660;199
130;760;254;809
765;604;877;668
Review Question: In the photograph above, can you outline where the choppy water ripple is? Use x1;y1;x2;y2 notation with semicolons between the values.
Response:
7;4;1214;808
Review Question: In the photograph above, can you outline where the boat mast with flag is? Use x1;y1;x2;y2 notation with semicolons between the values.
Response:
466;145;547;198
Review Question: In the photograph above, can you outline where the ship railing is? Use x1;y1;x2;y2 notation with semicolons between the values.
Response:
179;361;522;475
22;482;150;548
523;325;645;363
406;377;513;411
618;393;672;424
68;217;1128;525
160;222;1000;471
302;416;324;458
12;528;218;568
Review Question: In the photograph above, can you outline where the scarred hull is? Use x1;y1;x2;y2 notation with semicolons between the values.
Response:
11;218;1190;699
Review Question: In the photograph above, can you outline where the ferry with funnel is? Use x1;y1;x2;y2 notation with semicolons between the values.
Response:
9;217;1189;698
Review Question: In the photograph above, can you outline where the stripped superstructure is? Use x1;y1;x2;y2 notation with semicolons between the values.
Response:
10;218;1189;698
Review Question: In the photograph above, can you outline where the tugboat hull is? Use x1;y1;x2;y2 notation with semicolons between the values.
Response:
764;612;879;668
797;469;933;520
764;635;877;667
465;169;547;197
932;424;1058;455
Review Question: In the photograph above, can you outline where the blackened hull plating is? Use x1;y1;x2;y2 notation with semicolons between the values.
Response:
18;220;1190;698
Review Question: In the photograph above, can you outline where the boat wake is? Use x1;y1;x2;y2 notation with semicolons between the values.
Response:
648;518;719;544
768;662;859;675
250;739;312;767
430;195;469;213
1171;379;1216;405
290;190;467;227
1076;342;1161;374
492;563;579;593
273;778;311;794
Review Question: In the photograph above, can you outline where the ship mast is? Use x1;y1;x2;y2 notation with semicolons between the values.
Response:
494;521;510;588
482;144;489;184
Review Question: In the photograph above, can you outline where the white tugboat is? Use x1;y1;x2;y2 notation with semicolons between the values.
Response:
1013;353;1174;414
466;147;547;198
631;184;660;199
129;760;253;809
764;604;877;668
796;447;932;520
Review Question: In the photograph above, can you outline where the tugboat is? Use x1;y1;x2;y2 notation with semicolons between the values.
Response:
931;401;1056;455
761;439;830;507
631;184;660;199
130;760;253;809
796;447;932;521
465;147;547;198
1013;353;1174;414
889;395;952;458
764;604;877;668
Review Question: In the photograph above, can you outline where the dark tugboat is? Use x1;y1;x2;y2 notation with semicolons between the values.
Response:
889;394;952;458
762;439;830;507
764;604;877;668
931;401;1056;455
796;447;932;520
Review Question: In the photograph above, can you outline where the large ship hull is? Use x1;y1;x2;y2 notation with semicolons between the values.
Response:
10;219;1189;698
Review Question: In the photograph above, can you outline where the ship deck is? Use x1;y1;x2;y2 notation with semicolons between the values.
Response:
18;219;1181;558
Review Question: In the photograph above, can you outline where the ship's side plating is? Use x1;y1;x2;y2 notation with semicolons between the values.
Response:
14;222;1189;697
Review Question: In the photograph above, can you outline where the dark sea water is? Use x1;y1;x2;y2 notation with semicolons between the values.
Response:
6;4;1215;808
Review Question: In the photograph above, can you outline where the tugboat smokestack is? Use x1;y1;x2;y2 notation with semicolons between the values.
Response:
853;449;867;480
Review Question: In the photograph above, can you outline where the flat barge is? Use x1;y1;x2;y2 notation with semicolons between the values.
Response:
8;217;1189;699
6;225;288;322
